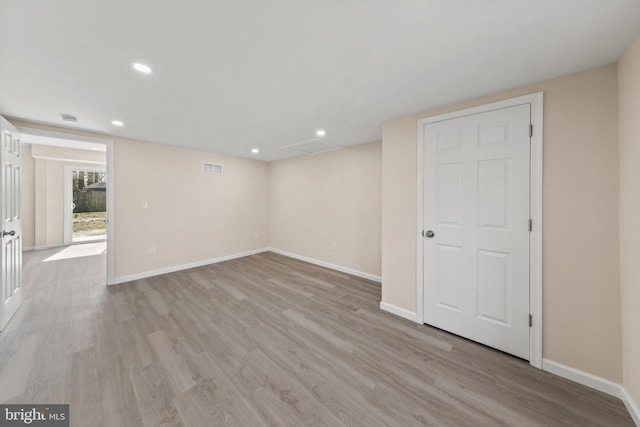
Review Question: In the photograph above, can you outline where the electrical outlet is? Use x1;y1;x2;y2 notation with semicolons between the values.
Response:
149;246;156;255
141;200;148;209
254;232;260;240
331;242;337;250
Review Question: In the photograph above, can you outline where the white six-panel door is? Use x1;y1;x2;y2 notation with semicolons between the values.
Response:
0;116;22;331
423;104;531;359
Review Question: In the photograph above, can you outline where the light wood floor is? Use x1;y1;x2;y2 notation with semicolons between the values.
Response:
0;247;633;426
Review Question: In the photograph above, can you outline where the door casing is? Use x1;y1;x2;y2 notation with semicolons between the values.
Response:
416;92;543;368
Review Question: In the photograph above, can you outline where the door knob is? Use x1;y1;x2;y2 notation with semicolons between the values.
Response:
2;230;15;237
424;230;435;238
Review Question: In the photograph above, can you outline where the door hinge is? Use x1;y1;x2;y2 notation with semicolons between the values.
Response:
529;219;533;232
529;314;533;327
529;124;533;137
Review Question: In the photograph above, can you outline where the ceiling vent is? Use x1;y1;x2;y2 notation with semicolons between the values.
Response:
281;138;343;155
203;163;223;174
60;113;78;123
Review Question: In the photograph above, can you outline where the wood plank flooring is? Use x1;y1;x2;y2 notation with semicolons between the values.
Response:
0;246;634;426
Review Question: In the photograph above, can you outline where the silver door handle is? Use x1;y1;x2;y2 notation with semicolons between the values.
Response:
423;230;435;238
2;230;15;237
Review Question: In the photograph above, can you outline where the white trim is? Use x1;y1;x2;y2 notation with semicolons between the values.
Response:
542;359;639;424
542;359;621;397
105;139;115;285
621;386;640;426
268;247;382;282
415;92;544;368
31;240;106;251
379;302;418;322
529;92;544;369
111;248;270;285
33;243;68;251
31;154;105;165
19;126;112;146
63;166;71;244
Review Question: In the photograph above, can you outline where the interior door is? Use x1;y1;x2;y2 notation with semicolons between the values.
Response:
0;116;22;331
423;104;531;359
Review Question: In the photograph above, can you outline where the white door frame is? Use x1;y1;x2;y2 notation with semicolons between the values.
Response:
63;165;107;245
416;92;543;368
19;127;116;286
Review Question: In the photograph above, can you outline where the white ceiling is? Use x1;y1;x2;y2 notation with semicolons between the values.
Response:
1;1;639;161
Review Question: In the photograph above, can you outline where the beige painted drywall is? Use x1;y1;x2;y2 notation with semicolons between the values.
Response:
21;144;106;248
618;34;640;409
12;120;270;281
270;142;381;277
381;64;622;382
33;158;47;248
114;138;269;278
9;63;628;388
21;145;35;248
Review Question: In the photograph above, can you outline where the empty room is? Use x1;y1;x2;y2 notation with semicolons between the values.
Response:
0;1;639;426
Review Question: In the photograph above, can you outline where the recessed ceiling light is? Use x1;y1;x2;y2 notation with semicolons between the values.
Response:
251;148;260;154
132;62;153;74
111;120;124;127
316;129;326;137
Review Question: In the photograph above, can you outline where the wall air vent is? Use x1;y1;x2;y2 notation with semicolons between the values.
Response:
60;113;78;123
280;138;343;155
203;163;223;174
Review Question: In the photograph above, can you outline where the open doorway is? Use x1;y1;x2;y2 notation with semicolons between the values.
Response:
20;128;114;285
64;167;107;244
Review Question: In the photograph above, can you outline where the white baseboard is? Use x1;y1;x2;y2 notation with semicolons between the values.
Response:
379;301;418;323
110;247;269;285
621;387;640;426
542;359;639;425
542;359;621;397
23;246;35;251
268;247;381;283
33;243;67;251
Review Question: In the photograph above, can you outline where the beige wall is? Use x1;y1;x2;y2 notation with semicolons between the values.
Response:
20;121;379;281
13;120;270;281
114;138;269;278
270;142;381;277
381;64;622;382
618;34;640;408
10;61;632;392
21;145;35;248
21;144;106;248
